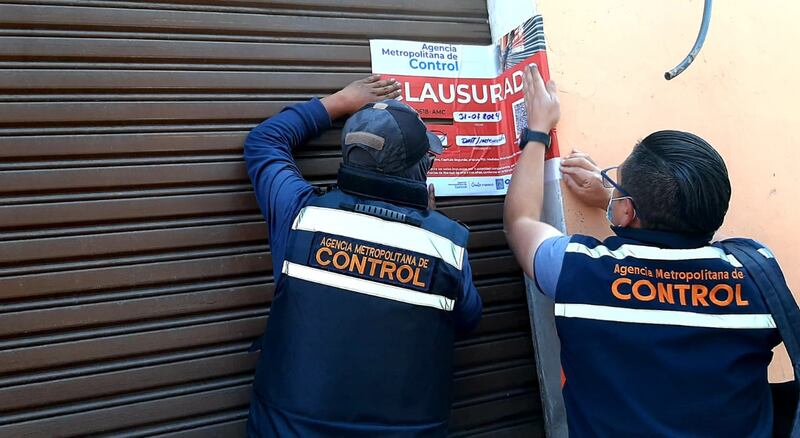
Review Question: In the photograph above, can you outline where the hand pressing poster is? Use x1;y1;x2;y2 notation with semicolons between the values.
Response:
370;3;559;196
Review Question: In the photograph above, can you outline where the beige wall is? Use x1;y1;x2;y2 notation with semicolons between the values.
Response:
538;0;800;381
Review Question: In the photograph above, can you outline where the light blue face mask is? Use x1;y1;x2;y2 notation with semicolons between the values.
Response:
606;199;615;225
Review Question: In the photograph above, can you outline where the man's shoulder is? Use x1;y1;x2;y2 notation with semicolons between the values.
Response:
717;236;768;248
429;210;470;230
559;233;607;249
274;187;320;230
419;209;470;245
534;234;602;263
716;237;781;264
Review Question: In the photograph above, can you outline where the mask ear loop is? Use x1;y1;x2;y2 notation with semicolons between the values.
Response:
628;197;638;221
607;196;637;226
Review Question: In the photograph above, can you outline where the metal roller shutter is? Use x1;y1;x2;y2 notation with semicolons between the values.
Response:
0;1;543;436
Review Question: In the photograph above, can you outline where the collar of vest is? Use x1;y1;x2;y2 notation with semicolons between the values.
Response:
337;164;429;210
611;226;713;249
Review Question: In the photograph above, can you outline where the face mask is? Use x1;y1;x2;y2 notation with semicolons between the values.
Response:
606;198;616;226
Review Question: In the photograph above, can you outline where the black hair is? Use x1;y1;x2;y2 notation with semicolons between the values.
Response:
621;130;731;236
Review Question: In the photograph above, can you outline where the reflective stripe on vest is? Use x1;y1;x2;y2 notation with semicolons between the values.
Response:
555;303;776;329
566;241;743;267
757;247;775;259
291;206;465;270
282;261;455;311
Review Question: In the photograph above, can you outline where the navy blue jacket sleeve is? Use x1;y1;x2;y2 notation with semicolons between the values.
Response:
244;98;331;275
454;252;483;333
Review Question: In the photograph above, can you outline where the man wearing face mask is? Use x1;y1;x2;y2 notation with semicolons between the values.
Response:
506;64;788;436
244;75;482;437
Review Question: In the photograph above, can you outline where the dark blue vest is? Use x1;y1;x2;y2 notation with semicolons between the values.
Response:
249;167;469;437
555;227;781;437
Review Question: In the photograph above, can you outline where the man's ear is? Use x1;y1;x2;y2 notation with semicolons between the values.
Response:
617;198;638;228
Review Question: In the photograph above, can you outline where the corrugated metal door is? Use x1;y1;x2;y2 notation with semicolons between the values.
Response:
0;1;543;436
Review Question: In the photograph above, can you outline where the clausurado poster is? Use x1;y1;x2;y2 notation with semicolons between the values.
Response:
370;6;560;196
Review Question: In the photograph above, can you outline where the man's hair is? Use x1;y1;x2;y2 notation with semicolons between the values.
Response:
621;130;731;235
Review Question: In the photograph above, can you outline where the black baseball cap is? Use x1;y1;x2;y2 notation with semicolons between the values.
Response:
341;99;444;175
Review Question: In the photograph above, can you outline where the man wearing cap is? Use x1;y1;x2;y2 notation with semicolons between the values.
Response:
243;75;483;437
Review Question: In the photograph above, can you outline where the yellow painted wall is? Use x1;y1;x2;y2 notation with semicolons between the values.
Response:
538;0;800;381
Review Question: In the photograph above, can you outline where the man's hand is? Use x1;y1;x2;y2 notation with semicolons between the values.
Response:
321;75;402;120
560;150;612;210
523;64;560;133
427;184;436;210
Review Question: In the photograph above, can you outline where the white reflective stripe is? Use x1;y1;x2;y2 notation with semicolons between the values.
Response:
282;261;455;312
291;206;465;270
758;248;775;259
565;242;743;268
554;303;776;330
